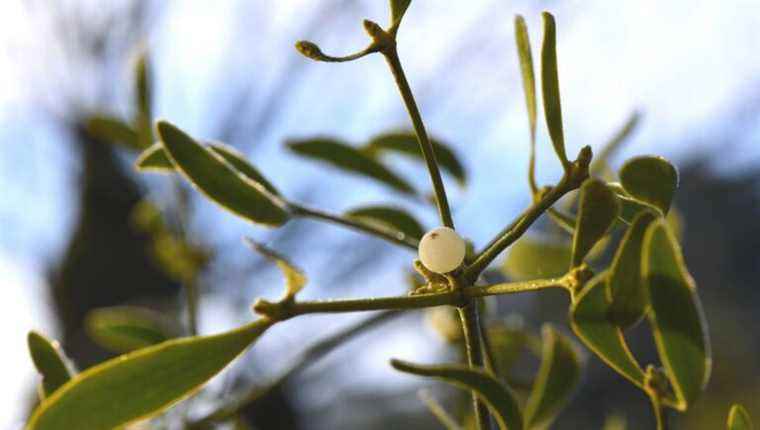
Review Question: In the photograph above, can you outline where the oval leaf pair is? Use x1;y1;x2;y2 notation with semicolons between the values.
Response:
643;220;710;410
27;332;74;399
524;325;581;429
27;319;272;430
345;205;425;241
391;359;522;430
619;156;678;215
157;121;289;227
571;179;620;267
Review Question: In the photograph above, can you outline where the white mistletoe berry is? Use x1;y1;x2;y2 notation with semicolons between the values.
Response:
418;227;466;274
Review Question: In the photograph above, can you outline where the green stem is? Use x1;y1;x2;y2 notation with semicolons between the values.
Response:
381;45;455;229
468;277;569;297
458;303;491;430
289;202;418;251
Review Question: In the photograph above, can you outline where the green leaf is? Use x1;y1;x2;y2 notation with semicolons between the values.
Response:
727;404;753;430
86;115;139;150
571;179;620;267
524;325;581;430
607;211;657;328
502;237;571;280
590;112;641;176
389;0;412;27
135;53;153;150
135;142;173;171
487;323;528;377
515;15;537;144
27;320;272;430
27;332;73;399
643;220;710;410
364;131;466;186
245;238;306;300
85;306;179;353
208;143;281;196
391;359;523;430
345;205;425;241
158;121;289;227
418;390;463;430
540;11;568;167
287;138;416;195
619;156;678;214
570;272;646;388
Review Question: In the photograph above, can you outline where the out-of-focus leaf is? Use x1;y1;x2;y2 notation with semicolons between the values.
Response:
86;116;139;150
134;53;153;150
287;138;416;195
364;132;466;186
425;307;463;343
487;322;528;377
571;179;620;267
391;359;523;430
85;306;179;353
245;238;306;300
524;325;581;430
135;143;173;171
643;220;710;410
418;390;462;430
602;414;627;430
570;272;646;388
208;143;280;196
28;332;73;399
502;237;571;280
619;156;678;215
540;11;568;167
158;121;289;227
27;320;272;430
389;0;412;27
666;205;684;242
590;112;641;176
607;211;657;328
345;205;425;241
727;404;753;430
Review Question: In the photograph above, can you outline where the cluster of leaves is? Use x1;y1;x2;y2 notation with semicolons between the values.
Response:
23;2;754;430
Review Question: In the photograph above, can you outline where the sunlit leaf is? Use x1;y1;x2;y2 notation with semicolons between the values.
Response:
391;359;523;430
389;0;412;28
502;237;571;280
208;143;280;196
619;156;678;215
364;131;466;186
607;211;657;328
158;121;289;226
345;205;425;241
570;272;646;388
643;220;710;410
85;306;179;353
727;404;753;430
287;138;416;195
27;320;272;430
245;238;306;300
135;142;173;171
86;116;139;150
27;332;74;399
524;325;581;429
540;11;568;167
571;179;620;267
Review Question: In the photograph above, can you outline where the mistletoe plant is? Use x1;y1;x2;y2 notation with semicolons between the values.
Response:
24;3;754;430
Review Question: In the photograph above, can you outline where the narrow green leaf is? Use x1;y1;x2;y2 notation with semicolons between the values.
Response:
389;0;412;27
287;138;416;195
502;237;571;280
590;112;641;176
571;179;620;267
85;306;179;353
364;131;466;186
540;11;568;167
643;220;710;410
620;156;678;214
135;53;153;150
607;211;657;328
135;142;173;171
158;121;289;227
345;205;425;241
86;115;139;150
391;359;523;430
515;15;537;144
418;390;463;430
244;238;306;300
28;320;272;430
727;404;753;430
524;325;581;429
27;332;73;399
570;272;646;388
208;143;280;196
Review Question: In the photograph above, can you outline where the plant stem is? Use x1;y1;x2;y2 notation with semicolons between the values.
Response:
468;277;569;297
289;202;418;250
188;311;400;428
381;45;455;229
458;303;491;430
